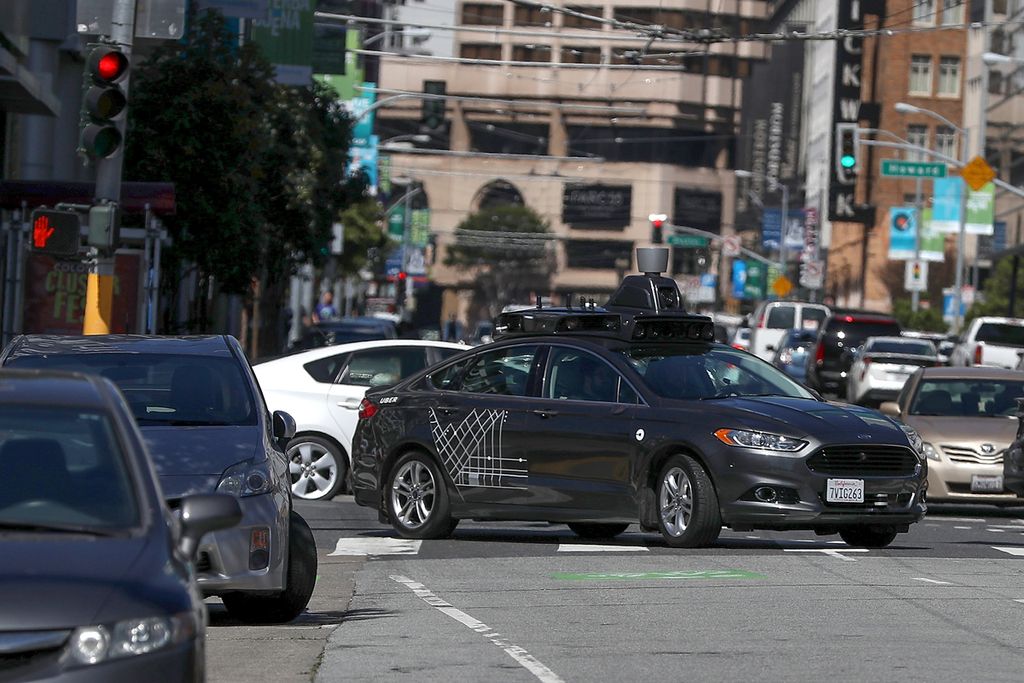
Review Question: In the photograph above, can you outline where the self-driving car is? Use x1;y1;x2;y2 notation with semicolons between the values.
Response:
350;249;928;549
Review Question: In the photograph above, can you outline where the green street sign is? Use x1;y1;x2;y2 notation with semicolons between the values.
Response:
551;569;765;581
881;160;947;178
667;234;709;248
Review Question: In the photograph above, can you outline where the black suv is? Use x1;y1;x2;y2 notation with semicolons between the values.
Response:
806;312;902;396
350;250;927;549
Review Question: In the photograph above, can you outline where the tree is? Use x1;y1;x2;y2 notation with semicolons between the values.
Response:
966;255;1024;323
446;204;555;318
891;299;948;332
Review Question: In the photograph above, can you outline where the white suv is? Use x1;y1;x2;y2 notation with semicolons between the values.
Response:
748;301;831;361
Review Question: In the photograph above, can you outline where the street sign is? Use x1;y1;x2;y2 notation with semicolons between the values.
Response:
904;259;927;292
722;234;741;257
771;274;794;297
961;156;996;191
667;234;709;248
881;160;946;178
800;260;824;290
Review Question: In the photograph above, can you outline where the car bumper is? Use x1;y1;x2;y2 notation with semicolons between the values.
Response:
926;460;1020;503
20;639;200;683
194;490;289;595
813;368;847;394
715;450;927;530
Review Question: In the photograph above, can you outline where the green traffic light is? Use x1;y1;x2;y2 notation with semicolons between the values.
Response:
840;154;856;169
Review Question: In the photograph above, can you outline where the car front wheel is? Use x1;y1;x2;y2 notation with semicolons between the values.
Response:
387;452;456;539
287;435;346;501
656;454;721;548
839;525;898;548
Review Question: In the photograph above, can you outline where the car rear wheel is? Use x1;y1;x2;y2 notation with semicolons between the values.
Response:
839;525;898;548
387;452;455;539
221;511;318;624
567;522;630;539
287;435;346;501
656;455;721;548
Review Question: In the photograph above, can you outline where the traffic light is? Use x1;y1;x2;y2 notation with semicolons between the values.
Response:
649;213;667;244
80;46;129;159
30;209;81;258
835;123;859;179
421;80;446;132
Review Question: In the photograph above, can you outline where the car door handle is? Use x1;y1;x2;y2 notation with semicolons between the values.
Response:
436;406;458;415
337;399;362;409
531;409;559;418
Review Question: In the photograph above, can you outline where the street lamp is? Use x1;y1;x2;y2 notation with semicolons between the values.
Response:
893;102;970;331
982;52;1020;65
735;169;790;279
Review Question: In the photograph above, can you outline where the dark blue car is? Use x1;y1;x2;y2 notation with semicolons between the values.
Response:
770;329;818;382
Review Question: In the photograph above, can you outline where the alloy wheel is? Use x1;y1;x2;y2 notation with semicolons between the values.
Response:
391;460;436;530
659;466;694;537
287;441;338;500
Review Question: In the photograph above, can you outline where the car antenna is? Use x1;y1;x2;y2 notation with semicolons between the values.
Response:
536;295;543;310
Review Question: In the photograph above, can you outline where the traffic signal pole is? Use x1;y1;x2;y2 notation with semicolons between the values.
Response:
84;0;135;334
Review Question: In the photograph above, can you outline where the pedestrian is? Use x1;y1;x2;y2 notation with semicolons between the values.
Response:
443;314;462;342
312;291;337;323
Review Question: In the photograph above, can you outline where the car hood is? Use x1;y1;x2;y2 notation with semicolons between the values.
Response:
0;535;149;630
904;415;1018;446
140;426;261;477
678;396;908;443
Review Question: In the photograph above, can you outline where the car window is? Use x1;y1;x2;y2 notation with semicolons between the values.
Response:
800;307;828;331
546;347;632;403
0;406;139;530
976;323;1024;347
303;353;348;383
866;340;935;355
341;348;427;387
6;353;257;427
460;346;538;397
910;379;1024;417
765;305;796;329
428;357;473;391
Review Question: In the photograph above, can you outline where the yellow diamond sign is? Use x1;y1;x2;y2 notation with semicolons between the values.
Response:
961;155;996;192
771;275;793;297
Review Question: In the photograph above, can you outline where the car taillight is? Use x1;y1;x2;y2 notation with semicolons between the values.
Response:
732;343;744;350
815;342;825;366
973;344;983;365
358;398;378;420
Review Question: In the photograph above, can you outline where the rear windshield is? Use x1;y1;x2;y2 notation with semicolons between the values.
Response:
867;340;935;355
765;306;795;329
0;406;139;530
976;323;1024;347
801;307;828;331
827;320;901;346
6;353;257;427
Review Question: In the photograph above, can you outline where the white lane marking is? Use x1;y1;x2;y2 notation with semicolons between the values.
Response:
953;526;972;530
390;575;565;683
1014;600;1024;605
987;524;1024;529
993;546;1024;557
556;544;649;553
988;528;1007;533
930;517;988;523
912;577;952;585
328;538;422;556
784;549;868;562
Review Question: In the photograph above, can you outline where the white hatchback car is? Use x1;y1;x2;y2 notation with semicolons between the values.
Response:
846;336;938;406
254;340;467;500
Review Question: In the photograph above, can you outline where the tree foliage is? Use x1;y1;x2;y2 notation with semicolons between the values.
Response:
445;204;555;317
966;255;1024;323
890;299;948;332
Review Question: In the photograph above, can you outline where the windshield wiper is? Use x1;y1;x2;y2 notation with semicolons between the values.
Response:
701;392;798;401
0;520;115;536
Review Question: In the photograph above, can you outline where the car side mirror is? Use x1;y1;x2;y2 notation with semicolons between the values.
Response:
879;401;902;418
272;410;296;441
177;494;242;561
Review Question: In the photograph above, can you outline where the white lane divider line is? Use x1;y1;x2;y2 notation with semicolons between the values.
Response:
1014;600;1024;605
390;575;565;683
987;528;1007;533
953;526;972;530
912;577;952;585
987;524;1024;529
556;543;649;553
328;538;422;556
783;549;868;562
992;546;1024;557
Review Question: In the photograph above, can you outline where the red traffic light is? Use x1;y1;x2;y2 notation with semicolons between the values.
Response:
397;271;408;281
88;47;129;83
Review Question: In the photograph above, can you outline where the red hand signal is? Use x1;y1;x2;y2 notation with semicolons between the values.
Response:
33;215;55;248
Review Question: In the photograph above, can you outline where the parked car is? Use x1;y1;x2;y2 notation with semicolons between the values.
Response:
949;316;1024;369
748;301;830;361
290;317;398;351
806;311;902;397
1;335;317;624
254;339;468;500
770;329;818;382
881;367;1023;505
846;336;939;406
730;327;752;351
0;368;242;680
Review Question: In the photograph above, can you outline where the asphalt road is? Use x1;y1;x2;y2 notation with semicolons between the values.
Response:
208;498;1024;682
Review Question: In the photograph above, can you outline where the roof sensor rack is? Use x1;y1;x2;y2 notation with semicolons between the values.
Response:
605;247;684;315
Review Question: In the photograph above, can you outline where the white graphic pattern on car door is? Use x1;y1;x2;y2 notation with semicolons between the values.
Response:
429;408;527;489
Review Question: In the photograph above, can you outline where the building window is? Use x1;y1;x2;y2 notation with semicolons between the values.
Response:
941;0;964;25
460;43;502;61
913;0;936;25
514;5;549;26
906;125;929;162
461;3;504;26
563;6;604;28
938;56;962;96
561;46;602;64
512;44;551;62
909;55;932;95
935;126;957;160
565;240;633;269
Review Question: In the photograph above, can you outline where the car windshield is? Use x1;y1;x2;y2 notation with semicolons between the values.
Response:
867;340;935;355
909;379;1024;417
830;321;901;347
976;323;1024;347
619;346;815;401
765;306;795;329
0;406;139;532
6;353;257;427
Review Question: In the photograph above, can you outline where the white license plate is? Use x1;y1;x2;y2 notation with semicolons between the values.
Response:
826;478;865;503
971;474;1004;493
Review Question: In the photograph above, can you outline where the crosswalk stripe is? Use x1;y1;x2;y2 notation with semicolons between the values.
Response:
992;546;1024;557
328;538;422;556
556;543;649;553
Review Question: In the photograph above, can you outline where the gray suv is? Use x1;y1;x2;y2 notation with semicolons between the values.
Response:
1;335;317;624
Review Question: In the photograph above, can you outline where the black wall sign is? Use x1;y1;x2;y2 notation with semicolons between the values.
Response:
673;188;723;234
562;184;632;229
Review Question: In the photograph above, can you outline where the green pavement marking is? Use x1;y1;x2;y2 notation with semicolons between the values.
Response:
551;569;765;581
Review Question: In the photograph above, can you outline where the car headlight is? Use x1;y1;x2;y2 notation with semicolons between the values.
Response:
217;459;274;497
67;612;196;666
922;442;939;461
899;424;925;454
713;428;807;453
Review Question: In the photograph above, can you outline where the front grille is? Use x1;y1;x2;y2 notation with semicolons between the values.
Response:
807;446;919;476
940;444;1004;465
